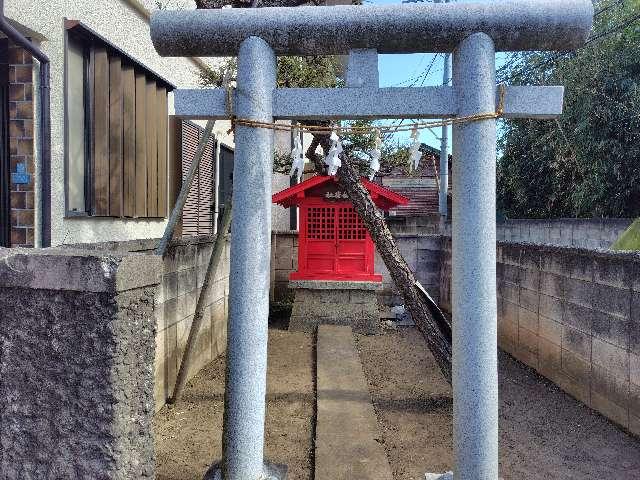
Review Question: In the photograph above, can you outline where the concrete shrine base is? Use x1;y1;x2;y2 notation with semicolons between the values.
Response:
288;280;382;335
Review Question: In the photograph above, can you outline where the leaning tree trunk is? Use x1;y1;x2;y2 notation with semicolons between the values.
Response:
306;132;452;383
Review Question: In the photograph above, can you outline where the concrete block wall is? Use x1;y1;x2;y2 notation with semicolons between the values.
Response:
400;218;632;249
153;237;230;410
439;238;452;313
496;218;633;249
375;234;443;305
0;247;162;478
439;238;640;437
271;231;298;302
63;235;230;411
386;215;442;235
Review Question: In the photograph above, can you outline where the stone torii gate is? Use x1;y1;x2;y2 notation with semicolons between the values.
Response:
151;1;593;479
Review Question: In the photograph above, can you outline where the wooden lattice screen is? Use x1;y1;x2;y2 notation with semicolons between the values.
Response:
338;207;366;240
307;206;335;240
307;206;366;241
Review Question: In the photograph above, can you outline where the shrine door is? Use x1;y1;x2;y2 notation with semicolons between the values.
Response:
303;204;370;278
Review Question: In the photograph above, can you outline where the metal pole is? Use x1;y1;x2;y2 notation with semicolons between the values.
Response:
222;36;276;480
169;199;232;404
213;137;221;235
438;0;450;223
451;32;498;480
439;52;450;221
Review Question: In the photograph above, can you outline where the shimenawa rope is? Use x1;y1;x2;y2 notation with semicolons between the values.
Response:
225;84;507;135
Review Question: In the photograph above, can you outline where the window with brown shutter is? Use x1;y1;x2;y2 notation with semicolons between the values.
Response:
64;21;174;219
180;121;215;237
174;121;235;238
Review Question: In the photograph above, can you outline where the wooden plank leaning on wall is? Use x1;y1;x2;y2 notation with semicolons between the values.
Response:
92;46;109;216
134;71;147;218
168;116;183;237
108;56;123;217
122;65;136;217
157;86;168;218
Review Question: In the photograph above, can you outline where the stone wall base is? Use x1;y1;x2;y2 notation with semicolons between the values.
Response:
0;248;162;478
288;280;382;335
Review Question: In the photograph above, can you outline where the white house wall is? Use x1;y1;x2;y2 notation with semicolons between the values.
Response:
6;0;233;246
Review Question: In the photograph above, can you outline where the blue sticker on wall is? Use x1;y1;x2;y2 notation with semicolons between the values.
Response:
11;163;31;185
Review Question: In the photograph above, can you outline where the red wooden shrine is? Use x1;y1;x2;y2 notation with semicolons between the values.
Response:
272;175;409;282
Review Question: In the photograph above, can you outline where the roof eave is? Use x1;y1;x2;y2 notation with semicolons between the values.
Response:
272;175;410;209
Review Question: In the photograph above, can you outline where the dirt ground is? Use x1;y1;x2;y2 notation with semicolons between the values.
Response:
356;327;640;480
154;326;315;480
155;323;640;480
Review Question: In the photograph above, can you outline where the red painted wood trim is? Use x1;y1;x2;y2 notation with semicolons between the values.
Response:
272;175;409;209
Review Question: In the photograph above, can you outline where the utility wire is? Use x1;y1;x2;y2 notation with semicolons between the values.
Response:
498;3;638;83
383;53;442;138
594;0;625;18
585;11;640;44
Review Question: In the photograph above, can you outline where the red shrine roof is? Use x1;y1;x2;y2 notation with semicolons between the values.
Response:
272;175;410;211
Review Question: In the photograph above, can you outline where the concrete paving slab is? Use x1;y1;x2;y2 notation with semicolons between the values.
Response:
316;325;393;480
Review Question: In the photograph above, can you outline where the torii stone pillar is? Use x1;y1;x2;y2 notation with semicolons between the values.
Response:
151;2;593;479
451;32;499;478
221;36;277;480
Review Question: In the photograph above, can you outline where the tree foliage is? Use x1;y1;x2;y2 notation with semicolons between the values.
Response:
199;56;342;89
497;0;640;218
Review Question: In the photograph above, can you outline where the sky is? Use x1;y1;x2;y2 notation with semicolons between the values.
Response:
366;0;508;150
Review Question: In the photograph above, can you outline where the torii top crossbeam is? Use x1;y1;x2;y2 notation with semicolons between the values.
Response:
151;0;593;56
151;1;593;122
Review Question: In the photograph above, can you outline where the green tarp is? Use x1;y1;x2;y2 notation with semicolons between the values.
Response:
611;218;640;251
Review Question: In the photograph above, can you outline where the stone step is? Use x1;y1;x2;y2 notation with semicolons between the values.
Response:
315;325;393;480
